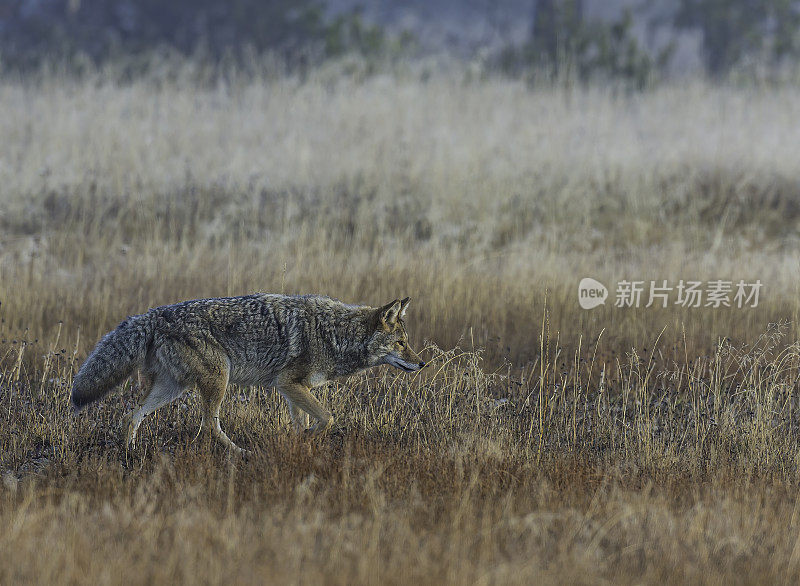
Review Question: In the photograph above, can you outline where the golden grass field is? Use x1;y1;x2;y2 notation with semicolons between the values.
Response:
3;65;800;583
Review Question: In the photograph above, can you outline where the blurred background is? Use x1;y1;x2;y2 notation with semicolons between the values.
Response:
2;0;800;81
2;0;800;370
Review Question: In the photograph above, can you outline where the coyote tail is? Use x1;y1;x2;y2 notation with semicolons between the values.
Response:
71;314;152;413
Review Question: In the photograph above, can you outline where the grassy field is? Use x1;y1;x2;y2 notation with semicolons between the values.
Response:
3;66;800;583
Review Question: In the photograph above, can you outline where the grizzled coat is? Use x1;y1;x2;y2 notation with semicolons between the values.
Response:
71;294;425;453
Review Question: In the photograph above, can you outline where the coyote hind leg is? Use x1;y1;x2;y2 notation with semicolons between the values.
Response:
197;370;248;455
287;400;310;432
124;371;185;449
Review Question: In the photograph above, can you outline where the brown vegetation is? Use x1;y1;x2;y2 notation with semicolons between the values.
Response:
2;68;800;583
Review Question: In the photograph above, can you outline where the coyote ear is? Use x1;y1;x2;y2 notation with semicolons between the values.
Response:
399;297;410;319
378;299;402;329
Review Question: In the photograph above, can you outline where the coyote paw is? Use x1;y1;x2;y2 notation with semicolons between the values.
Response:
121;412;138;451
229;443;252;458
303;419;345;438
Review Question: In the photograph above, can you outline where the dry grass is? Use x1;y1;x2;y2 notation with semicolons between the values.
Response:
3;65;800;584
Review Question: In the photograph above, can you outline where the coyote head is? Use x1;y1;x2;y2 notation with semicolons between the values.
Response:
368;297;426;372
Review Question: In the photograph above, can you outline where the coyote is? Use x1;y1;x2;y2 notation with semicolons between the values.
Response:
71;294;425;453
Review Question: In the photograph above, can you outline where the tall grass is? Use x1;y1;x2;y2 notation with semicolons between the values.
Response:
3;66;800;583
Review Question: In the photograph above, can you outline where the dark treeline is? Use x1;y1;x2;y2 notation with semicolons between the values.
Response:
2;0;800;82
0;0;390;71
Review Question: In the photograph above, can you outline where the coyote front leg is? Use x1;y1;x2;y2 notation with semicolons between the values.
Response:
278;378;333;435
